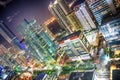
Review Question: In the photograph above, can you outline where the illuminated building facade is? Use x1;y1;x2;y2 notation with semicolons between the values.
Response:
42;17;67;40
56;0;71;15
18;19;58;62
0;45;18;67
0;34;11;48
86;0;117;25
75;2;97;30
113;0;120;7
59;31;91;62
0;21;25;50
84;30;99;46
48;1;73;33
99;18;120;50
66;12;83;32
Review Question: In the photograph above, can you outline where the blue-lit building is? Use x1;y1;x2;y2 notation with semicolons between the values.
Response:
86;0;117;25
18;19;58;62
99;17;120;50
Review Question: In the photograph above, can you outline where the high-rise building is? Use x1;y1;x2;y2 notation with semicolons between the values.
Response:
0;34;11;48
42;17;67;40
59;31;91;62
83;30;99;46
66;12;83;32
113;0;120;8
0;44;8;54
0;45;18;67
18;19;58;62
0;21;25;50
99;17;120;50
56;0;71;15
75;2;97;30
86;0;117;25
48;1;73;33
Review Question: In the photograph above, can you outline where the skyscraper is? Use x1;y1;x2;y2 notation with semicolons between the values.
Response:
75;2;97;30
48;1;73;33
18;19;58;62
0;34;11;48
66;12;83;32
0;44;18;67
56;0;71;15
42;17;67;40
0;21;25;50
99;17;120;50
59;31;91;62
86;0;117;25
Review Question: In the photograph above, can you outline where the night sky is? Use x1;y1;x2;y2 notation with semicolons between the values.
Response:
0;0;84;39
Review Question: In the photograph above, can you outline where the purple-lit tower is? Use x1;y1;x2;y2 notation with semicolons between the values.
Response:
0;21;26;50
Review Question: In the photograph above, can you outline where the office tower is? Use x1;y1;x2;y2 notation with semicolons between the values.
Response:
0;21;25;50
66;12;83;32
18;19;58;62
57;0;71;15
0;34;11;48
59;31;91;62
75;2;97;30
42;17;67;40
0;45;18;67
0;44;8;54
48;1;73;33
99;17;120;50
86;0;117;25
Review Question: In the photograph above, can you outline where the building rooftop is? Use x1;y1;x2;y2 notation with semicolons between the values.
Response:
59;30;81;42
101;13;120;26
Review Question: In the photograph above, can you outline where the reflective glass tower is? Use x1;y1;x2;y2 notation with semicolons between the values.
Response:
0;44;18;68
86;0;117;25
99;18;120;50
18;19;58;62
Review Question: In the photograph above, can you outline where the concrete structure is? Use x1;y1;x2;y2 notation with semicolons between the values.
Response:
59;31;91;62
75;2;97;30
56;0;71;15
66;12;83;32
48;1;72;33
